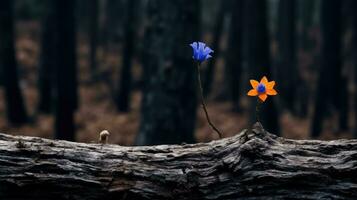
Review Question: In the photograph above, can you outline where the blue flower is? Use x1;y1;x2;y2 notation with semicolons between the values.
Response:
190;42;214;62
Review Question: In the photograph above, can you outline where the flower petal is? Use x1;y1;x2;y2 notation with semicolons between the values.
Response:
260;76;268;85
250;80;259;89
198;42;205;52
190;42;198;50
258;93;268;102
190;42;214;62
247;89;258;96
205;54;212;60
267;89;278;95
190;42;199;60
203;46;213;55
266;81;275;89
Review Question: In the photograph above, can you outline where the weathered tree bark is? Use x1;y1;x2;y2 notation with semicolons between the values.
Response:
0;123;357;200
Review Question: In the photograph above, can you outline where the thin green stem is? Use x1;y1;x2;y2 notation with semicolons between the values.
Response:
197;63;223;139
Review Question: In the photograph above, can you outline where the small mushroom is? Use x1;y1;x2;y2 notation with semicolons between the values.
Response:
99;130;110;144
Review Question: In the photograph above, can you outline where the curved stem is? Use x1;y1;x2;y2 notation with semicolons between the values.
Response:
197;63;223;138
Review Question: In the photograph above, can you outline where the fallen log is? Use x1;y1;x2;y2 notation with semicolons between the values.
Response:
0;123;357;200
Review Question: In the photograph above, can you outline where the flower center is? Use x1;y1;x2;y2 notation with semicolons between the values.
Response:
257;83;266;93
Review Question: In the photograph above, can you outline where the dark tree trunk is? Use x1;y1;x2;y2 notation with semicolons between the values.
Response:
225;0;244;111
334;1;348;132
353;0;357;138
102;0;124;48
295;0;316;118
37;1;56;114
136;0;200;145
1;123;357;200
53;0;78;141
301;0;315;51
202;0;227;98
116;0;136;112
336;76;349;131
76;0;91;32
99;0;123;98
88;0;99;80
276;0;298;112
244;0;280;135
0;0;28;125
311;0;345;138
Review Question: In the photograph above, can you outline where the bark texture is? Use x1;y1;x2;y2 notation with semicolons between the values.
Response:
0;123;357;200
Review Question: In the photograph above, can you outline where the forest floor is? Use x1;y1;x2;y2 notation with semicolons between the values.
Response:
0;21;353;145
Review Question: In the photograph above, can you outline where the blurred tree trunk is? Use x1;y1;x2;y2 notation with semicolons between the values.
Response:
102;0;124;48
311;0;346;138
0;0;28;124
202;0;227;98
276;0;299;112
334;2;349;132
53;0;78;141
295;0;317;118
88;0;99;80
136;0;200;145
97;0;122;98
37;1;56;114
224;0;244;111
244;0;280;135
301;0;315;51
76;0;90;32
115;0;136;112
353;0;357;138
336;78;349;132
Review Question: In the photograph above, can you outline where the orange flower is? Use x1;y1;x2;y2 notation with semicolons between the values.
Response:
247;76;277;102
